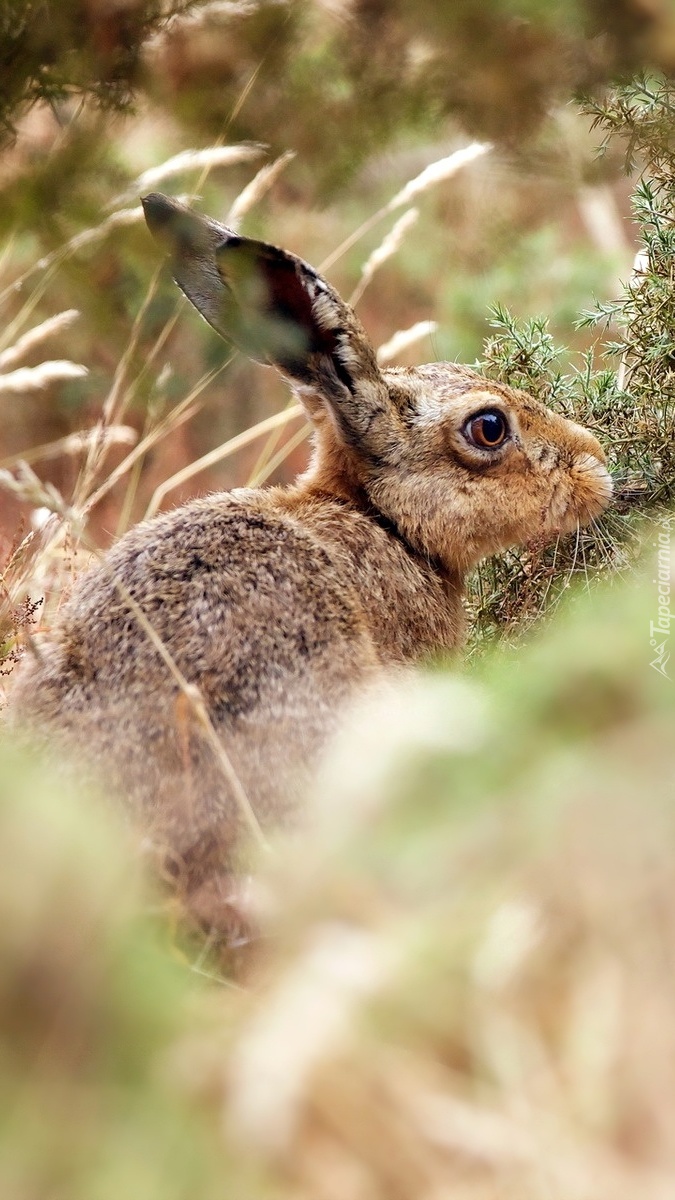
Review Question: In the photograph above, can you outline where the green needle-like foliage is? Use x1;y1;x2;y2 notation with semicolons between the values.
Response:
467;74;675;645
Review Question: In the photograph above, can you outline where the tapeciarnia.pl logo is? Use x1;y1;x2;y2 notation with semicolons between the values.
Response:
650;517;673;679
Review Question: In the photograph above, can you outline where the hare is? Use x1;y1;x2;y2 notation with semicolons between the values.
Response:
10;192;612;940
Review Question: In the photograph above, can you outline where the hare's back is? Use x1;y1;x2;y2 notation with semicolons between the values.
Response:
23;492;373;720
8;491;381;912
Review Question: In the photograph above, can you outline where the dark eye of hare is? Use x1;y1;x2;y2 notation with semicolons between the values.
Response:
465;409;509;450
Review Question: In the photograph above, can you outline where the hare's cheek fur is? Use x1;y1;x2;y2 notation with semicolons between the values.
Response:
366;409;611;572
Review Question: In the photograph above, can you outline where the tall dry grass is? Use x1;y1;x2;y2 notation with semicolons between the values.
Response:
0;139;492;693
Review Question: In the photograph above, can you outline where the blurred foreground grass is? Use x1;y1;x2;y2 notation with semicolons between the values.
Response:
0;748;231;1200
2;527;674;1199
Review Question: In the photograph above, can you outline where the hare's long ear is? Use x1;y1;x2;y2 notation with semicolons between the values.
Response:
142;192;400;461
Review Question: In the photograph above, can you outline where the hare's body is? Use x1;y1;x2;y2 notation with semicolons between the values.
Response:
11;194;612;939
19;485;461;874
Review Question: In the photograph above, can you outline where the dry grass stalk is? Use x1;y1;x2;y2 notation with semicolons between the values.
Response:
0;425;137;471
71;273;161;511
349;207;419;307
246;399;299;484
227;151;296;228
133;144;264;195
320;142;490;273
247;422;310;487
377;321;438;365
145;402;304;518
0;309;79;367
0;205;153;316
0;360;87;392
0;461;80;524
82;363;225;518
35;204;149;267
387;141;491;211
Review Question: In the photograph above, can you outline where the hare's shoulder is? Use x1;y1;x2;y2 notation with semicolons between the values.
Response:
46;490;367;674
9;488;376;749
72;489;341;609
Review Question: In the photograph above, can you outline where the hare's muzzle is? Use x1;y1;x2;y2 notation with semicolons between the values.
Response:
570;451;614;529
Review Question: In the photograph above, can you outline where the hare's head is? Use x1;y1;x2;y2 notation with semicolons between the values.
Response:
143;193;612;574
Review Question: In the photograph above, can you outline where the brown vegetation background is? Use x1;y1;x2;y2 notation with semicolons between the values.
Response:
2;6;675;1198
0;0;656;562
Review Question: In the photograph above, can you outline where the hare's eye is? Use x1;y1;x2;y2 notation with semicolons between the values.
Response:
465;409;508;450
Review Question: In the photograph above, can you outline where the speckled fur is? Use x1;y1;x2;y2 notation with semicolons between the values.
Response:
10;195;613;939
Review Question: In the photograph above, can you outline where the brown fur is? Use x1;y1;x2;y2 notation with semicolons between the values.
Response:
9;194;613;942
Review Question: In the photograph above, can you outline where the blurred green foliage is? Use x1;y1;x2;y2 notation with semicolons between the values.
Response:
0;1;198;141
0;746;232;1200
464;76;675;642
2;528;674;1198
3;0;675;194
580;76;675;503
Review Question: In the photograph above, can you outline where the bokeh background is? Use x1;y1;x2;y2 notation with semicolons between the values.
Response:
2;5;675;1198
0;0;663;553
